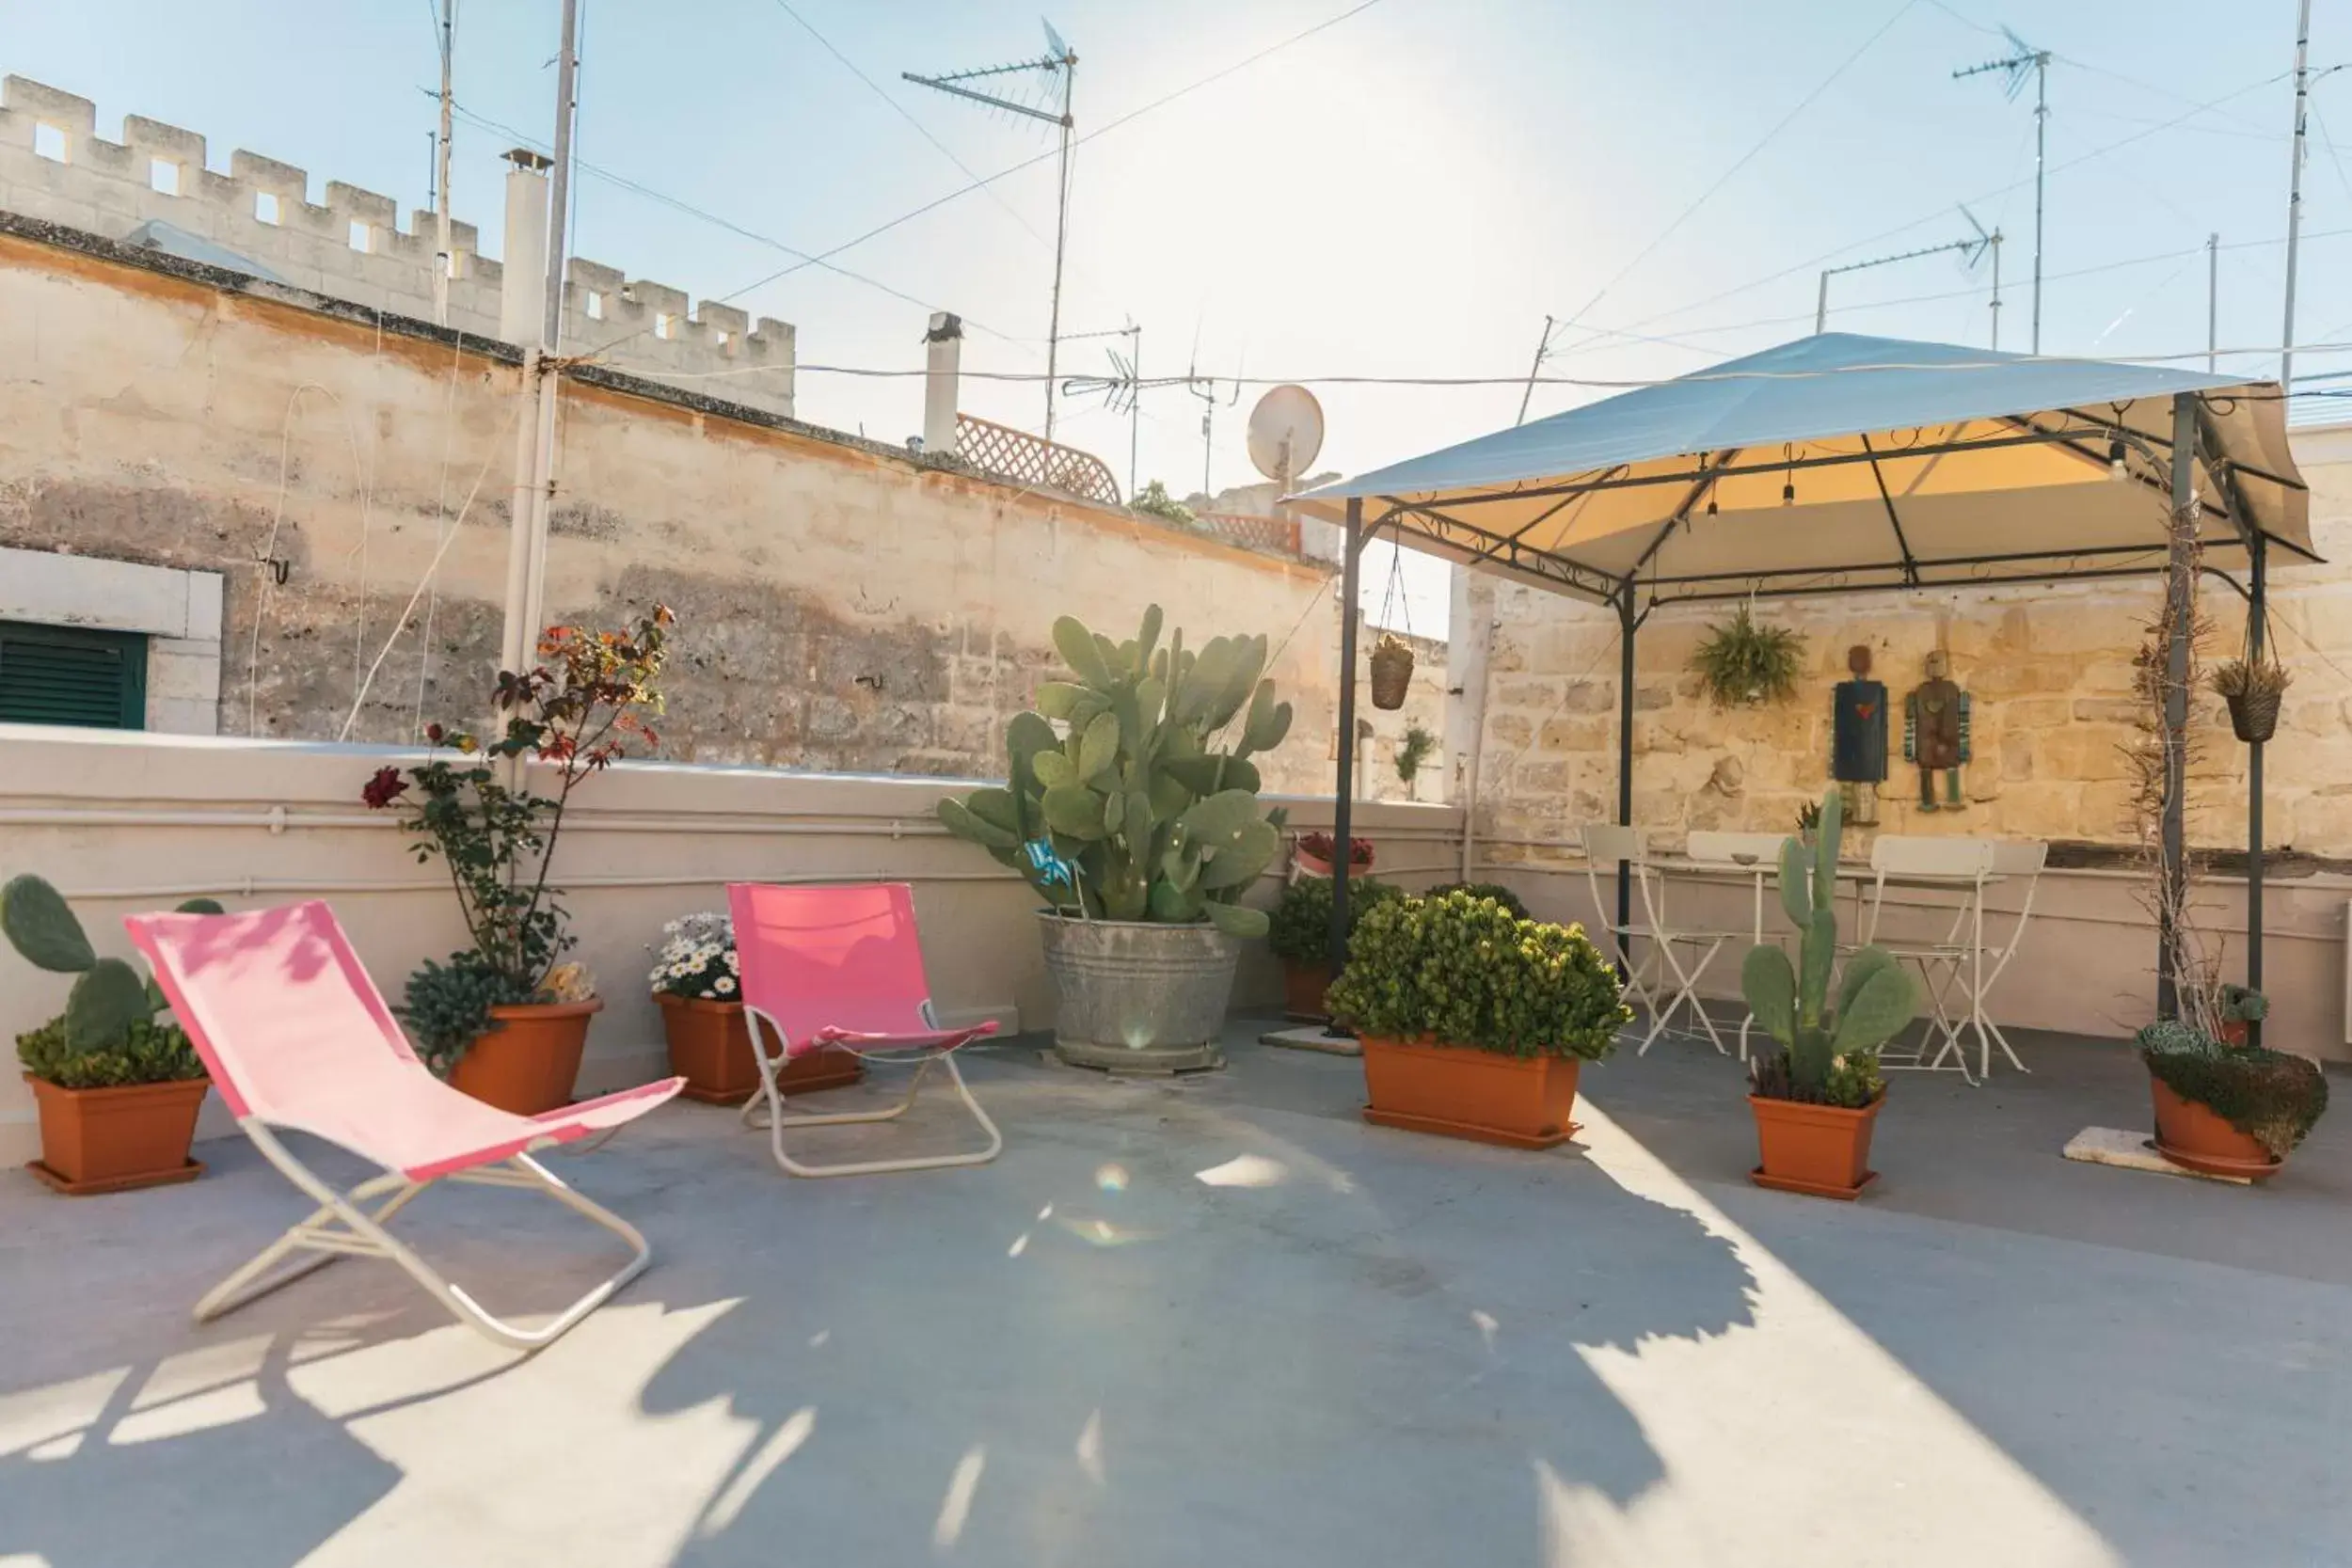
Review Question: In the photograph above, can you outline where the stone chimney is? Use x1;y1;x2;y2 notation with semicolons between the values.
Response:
499;149;552;346
923;311;963;458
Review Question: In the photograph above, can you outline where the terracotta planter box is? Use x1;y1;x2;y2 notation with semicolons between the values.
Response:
2150;1074;2281;1180
1749;1093;1883;1199
1359;1035;1581;1149
1282;962;1332;1022
450;999;602;1116
656;992;862;1104
24;1073;210;1195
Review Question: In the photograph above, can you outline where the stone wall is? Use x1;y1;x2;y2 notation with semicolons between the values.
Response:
0;219;1344;790
1474;427;2352;859
0;72;795;418
1355;627;1449;802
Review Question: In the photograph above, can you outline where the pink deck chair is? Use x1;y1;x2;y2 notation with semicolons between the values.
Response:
726;881;1002;1177
126;901;683;1352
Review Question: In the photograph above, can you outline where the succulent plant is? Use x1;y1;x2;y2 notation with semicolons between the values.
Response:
1740;789;1917;1101
938;606;1294;940
2;873;221;1058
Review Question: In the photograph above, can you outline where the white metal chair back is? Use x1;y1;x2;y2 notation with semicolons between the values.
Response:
1863;834;1993;944
1978;839;2048;975
1580;823;1646;940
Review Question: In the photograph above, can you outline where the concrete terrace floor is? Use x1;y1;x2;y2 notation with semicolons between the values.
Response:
2;1022;2347;1568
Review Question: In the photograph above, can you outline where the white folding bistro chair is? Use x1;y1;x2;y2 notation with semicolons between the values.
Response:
1860;835;1996;1083
1961;840;2048;1080
1581;824;1742;1054
1687;829;1804;1061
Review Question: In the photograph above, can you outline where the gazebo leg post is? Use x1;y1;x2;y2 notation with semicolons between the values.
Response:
1615;586;1637;978
2249;531;2267;1046
1327;497;1363;997
2156;391;2197;1022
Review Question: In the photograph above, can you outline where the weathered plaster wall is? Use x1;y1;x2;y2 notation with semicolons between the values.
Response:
0;225;1343;789
1474;431;2352;861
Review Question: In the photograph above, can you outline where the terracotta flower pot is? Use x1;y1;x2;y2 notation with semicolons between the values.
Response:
24;1072;210;1195
450;998;602;1116
1282;962;1332;1022
1359;1035;1581;1149
655;992;861;1104
2218;1019;2250;1049
1749;1093;1883;1199
1295;849;1335;879
2149;1073;2282;1180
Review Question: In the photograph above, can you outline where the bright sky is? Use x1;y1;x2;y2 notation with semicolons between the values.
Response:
8;0;2351;637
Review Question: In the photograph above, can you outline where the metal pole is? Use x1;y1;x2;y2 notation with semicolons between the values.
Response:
2207;232;2219;372
2249;531;2268;1040
432;0;455;327
1815;271;1831;335
1514;314;1553;426
1327;498;1364;985
1615;587;1636;968
2031;51;2047;353
2283;0;2313;398
1043;54;1074;445
1989;230;2002;350
2158;392;2197;1019
1128;325;1140;499
541;0;580;356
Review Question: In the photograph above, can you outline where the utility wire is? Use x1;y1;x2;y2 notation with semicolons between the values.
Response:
1575;67;2295;347
441;99;1037;351
764;0;1057;255
1547;0;1920;349
575;0;1392;372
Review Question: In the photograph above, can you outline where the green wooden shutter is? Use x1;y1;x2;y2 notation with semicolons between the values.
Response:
0;622;149;730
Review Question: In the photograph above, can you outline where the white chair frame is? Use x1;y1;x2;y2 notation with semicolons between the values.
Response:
1860;836;1998;1084
196;1119;653;1353
741;1003;1003;1178
1687;830;1803;1062
1582;824;1739;1054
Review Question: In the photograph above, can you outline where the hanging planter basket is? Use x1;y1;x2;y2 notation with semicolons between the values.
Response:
1369;634;1415;711
2225;689;2282;745
2211;655;2289;745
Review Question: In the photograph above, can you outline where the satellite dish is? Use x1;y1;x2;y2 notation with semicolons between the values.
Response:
1247;385;1325;486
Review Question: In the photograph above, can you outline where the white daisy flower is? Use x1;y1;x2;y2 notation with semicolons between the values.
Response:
715;975;737;994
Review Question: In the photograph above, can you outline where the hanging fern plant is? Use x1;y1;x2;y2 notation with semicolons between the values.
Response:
1690;604;1804;707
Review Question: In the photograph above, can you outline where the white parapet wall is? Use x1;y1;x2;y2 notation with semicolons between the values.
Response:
0;726;1461;1165
0;72;795;418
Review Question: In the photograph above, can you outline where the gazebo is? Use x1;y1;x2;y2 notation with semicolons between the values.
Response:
1289;333;2316;1024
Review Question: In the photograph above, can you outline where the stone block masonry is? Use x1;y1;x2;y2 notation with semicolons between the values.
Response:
0;219;1344;792
0;73;795;420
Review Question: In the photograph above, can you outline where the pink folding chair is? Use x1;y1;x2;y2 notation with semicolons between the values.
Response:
126;901;683;1352
726;881;1002;1178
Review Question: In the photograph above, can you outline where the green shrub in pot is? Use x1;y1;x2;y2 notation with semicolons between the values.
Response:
1266;875;1402;969
1325;889;1629;1058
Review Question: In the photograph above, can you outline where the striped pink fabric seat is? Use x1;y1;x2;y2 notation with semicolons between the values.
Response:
131;901;678;1181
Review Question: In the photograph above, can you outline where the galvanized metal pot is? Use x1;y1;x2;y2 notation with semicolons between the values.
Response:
1037;914;1239;1073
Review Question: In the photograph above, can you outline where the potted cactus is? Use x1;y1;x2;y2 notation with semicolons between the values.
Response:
4;875;219;1194
939;606;1293;1071
1740;789;1919;1198
1327;889;1629;1148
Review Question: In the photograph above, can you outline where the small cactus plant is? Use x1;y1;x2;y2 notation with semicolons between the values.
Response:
1740;789;1917;1101
938;606;1294;940
2;873;220;1069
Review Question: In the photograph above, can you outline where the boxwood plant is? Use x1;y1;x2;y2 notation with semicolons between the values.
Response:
1266;875;1402;969
1325;888;1629;1058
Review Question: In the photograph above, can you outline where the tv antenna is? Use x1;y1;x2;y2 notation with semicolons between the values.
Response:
1813;208;1998;341
1955;27;2050;352
905;21;1078;443
1057;321;1143;497
1187;362;1242;501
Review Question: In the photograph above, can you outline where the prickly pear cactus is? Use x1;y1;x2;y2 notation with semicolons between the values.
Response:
1738;789;1917;1097
3;873;222;1054
938;606;1294;940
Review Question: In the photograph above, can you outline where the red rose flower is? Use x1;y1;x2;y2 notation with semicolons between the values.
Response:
361;766;408;810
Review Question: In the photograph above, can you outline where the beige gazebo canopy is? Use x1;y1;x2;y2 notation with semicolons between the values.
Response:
1291;332;2313;1015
